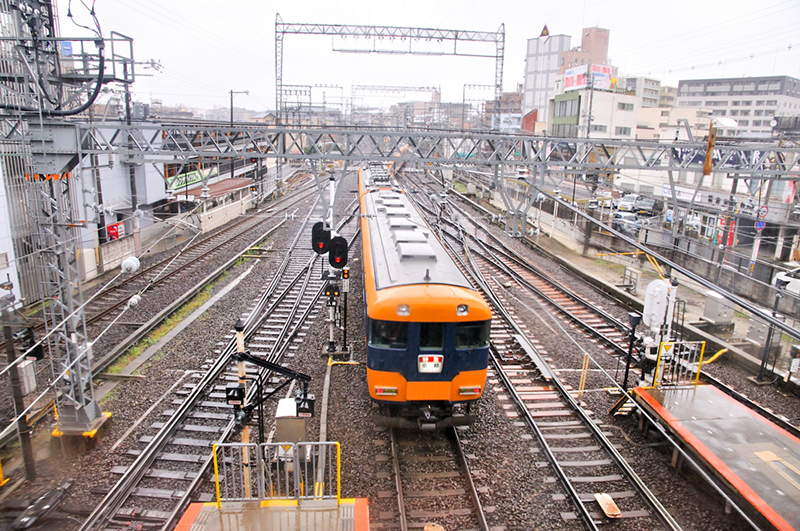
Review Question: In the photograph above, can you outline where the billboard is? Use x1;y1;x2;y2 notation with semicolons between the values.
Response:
107;221;125;241
564;64;617;92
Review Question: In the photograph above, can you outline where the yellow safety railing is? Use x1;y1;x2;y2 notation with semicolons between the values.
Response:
650;340;706;387
213;442;341;506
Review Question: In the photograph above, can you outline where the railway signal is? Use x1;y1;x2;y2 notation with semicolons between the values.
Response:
324;282;340;298
312;221;330;255
13;327;43;360
328;236;348;268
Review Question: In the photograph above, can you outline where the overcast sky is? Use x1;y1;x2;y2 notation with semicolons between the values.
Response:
57;0;800;113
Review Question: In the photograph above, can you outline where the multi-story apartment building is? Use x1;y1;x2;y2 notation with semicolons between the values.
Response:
659;86;677;107
619;76;661;107
522;27;609;124
522;33;571;124
675;76;800;137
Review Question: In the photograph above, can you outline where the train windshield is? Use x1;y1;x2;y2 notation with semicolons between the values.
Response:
455;320;491;349
419;323;444;350
369;320;408;349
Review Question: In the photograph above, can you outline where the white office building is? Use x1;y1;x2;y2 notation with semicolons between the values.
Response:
522;34;571;124
676;76;800;137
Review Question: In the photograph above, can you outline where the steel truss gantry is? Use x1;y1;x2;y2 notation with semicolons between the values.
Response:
64;122;800;245
352;85;440;97
275;14;504;124
47;123;800;179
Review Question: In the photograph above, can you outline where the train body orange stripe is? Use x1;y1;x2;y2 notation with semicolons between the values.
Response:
368;368;487;402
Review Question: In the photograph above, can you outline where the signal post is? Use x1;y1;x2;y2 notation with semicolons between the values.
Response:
312;223;351;360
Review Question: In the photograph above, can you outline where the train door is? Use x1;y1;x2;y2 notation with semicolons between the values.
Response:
416;322;446;377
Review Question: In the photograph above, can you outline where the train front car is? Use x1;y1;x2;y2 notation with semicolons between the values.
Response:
359;165;492;430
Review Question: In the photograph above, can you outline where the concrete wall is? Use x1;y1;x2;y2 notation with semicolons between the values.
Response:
99;236;136;272
198;194;252;232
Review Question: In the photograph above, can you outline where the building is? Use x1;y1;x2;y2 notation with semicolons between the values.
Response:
548;65;637;140
560;28;610;73
619;76;661;108
484;86;523;133
675;76;800;137
522;33;571;124
0;163;21;304
659;86;677;108
636;107;712;141
522;27;609;124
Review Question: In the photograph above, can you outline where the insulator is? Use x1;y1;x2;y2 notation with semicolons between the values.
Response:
127;294;142;308
121;256;140;273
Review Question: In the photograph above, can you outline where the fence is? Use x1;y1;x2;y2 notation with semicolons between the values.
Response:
212;441;340;508
652;340;706;386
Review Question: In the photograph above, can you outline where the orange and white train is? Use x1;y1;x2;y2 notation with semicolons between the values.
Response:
358;164;492;430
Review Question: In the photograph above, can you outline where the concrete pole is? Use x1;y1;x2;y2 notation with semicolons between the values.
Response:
3;306;35;481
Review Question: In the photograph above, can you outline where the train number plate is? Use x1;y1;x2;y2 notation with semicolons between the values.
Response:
418;355;443;373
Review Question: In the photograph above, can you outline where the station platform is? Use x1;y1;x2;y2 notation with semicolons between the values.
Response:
633;384;800;531
175;498;369;531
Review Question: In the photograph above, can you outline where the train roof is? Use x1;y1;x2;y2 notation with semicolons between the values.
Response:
362;169;472;291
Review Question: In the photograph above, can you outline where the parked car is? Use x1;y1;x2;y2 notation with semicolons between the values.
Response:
773;267;800;295
611;211;641;235
633;196;664;216
617;193;639;212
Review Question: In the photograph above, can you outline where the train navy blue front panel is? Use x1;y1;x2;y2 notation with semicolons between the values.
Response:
366;320;489;381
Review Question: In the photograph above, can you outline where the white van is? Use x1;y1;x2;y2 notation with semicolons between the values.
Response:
617;193;639;212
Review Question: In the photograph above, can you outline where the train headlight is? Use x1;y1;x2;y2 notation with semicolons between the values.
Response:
456;304;469;316
459;386;481;396
397;304;410;316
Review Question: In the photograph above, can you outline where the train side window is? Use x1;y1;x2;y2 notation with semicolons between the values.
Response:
419;323;444;350
369;320;408;348
455;321;490;349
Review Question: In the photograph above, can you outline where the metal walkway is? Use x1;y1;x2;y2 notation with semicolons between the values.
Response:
175;499;369;531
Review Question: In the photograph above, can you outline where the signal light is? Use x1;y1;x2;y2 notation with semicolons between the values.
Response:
311;221;330;255
14;327;43;360
328;236;348;269
324;283;340;297
225;383;245;406
249;157;257;163
342;267;349;279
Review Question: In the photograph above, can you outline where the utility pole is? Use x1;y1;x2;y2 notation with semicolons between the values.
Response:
123;60;140;254
229;90;249;179
88;106;107;274
1;286;35;481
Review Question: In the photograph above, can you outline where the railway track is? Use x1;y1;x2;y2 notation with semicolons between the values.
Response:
84;184;319;331
78;197;360;531
399;188;681;529
0;185;322;448
1;182;318;356
446;193;800;438
384;427;488;531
